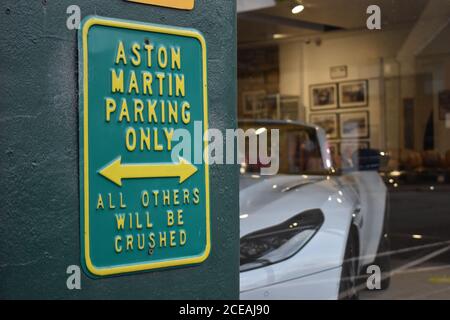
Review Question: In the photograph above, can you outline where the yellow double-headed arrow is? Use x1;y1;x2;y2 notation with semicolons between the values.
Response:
99;157;197;186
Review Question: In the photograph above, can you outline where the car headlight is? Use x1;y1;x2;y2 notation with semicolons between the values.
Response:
240;209;324;272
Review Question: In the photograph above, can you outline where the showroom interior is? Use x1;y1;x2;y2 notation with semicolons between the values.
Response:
237;0;450;299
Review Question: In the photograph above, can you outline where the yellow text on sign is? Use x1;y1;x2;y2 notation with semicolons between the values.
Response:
126;0;194;10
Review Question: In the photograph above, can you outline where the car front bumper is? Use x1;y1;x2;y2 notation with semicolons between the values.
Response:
240;266;342;300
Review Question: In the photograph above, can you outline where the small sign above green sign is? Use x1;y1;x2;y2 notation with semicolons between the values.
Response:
79;16;210;277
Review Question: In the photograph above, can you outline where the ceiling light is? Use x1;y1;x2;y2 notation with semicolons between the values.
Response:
255;127;267;135
273;33;287;39
390;170;401;177
292;4;305;14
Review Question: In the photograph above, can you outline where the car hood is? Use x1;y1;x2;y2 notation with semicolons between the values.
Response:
240;174;324;208
239;174;338;237
239;173;357;290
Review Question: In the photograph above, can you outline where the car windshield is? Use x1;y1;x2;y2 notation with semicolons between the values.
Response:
239;122;329;175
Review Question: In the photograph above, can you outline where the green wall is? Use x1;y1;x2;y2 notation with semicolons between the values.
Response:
0;0;238;299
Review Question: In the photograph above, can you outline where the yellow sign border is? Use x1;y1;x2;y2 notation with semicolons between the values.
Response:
81;16;210;276
125;0;195;10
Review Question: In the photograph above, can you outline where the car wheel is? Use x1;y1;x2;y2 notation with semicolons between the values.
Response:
338;230;359;300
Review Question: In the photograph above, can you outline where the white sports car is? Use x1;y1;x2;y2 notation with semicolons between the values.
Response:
239;120;390;300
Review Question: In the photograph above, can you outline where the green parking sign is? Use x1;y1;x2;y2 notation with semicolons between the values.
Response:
79;16;210;277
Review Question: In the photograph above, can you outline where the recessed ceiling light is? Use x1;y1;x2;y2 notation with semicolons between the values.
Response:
255;127;267;135
292;4;305;14
273;33;287;39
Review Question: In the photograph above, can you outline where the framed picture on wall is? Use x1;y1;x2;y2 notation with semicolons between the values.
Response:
339;111;369;138
310;83;338;110
242;90;266;116
339;80;368;108
330;65;348;79
310;113;339;139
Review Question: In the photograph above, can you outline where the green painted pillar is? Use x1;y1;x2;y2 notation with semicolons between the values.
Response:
0;0;238;299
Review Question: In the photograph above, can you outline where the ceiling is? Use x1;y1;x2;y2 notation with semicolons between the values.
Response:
238;0;432;46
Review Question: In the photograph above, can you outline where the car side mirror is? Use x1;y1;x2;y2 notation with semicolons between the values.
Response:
352;148;381;171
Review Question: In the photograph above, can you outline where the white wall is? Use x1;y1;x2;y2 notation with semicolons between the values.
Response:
278;25;450;157
279;28;411;151
303;29;411;151
279;42;302;96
